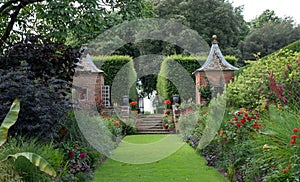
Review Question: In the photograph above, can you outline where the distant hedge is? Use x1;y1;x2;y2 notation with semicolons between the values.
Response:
93;55;137;102
224;55;238;67
157;55;205;100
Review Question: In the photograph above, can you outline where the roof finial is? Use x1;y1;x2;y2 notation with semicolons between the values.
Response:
212;35;218;44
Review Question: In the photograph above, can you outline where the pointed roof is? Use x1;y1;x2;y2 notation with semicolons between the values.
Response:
195;35;239;72
76;45;104;73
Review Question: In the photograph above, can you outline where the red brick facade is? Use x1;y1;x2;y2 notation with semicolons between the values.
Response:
195;71;234;104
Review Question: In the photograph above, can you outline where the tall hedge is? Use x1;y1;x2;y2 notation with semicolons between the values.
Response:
93;55;137;102
157;55;205;100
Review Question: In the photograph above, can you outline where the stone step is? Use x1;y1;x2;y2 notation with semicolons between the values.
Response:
135;131;171;134
137;125;163;130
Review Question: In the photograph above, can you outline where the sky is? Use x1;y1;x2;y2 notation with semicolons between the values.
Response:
230;0;300;24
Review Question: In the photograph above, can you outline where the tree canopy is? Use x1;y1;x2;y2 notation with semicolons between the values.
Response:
240;10;300;60
154;0;249;56
0;0;155;49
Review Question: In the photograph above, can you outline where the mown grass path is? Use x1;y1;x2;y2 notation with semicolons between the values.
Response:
93;134;228;182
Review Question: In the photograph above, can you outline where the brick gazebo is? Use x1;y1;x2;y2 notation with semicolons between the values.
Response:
194;35;239;104
73;47;105;107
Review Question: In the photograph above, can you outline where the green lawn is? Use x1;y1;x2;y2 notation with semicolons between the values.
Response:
93;134;228;182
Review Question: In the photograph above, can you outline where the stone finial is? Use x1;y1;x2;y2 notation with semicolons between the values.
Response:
212;35;218;44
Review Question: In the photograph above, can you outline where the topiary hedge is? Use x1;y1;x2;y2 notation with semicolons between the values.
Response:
157;55;205;100
93;55;137;102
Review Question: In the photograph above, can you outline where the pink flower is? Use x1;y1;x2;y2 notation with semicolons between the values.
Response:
69;150;74;158
79;152;86;159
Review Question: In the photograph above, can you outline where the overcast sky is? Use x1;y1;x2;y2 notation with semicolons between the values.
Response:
230;0;300;24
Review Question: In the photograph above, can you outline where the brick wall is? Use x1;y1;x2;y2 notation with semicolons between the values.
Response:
195;71;234;104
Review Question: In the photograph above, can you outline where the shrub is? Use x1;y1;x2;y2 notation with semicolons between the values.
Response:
0;138;63;182
226;49;300;109
224;55;238;67
0;36;79;141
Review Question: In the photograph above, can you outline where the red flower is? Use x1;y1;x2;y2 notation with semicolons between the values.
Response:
240;118;246;124
282;168;288;174
79;152;86;159
224;138;228;142
164;99;171;105
236;123;241;128
69;150;74;158
288;165;292;169
229;121;234;125
291;135;298;139
233;117;238;121
254;113;260;119
130;101;137;105
252;122;260;130
290;139;296;146
293;128;298;133
246;116;252;121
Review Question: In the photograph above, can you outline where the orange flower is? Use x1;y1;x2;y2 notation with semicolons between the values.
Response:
282;168;288;174
239;108;246;113
164;99;171;105
219;129;225;136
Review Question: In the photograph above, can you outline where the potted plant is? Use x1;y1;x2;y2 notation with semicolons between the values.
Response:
162;114;169;129
163;99;172;114
168;123;175;132
129;101;138;115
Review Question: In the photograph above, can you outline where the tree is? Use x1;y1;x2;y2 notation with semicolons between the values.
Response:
240;10;300;60
0;0;155;49
250;9;281;29
154;0;249;56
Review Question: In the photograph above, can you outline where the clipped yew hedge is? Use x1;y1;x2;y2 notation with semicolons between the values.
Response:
157;55;205;100
93;55;137;101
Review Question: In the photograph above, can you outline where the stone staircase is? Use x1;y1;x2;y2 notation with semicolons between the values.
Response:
136;114;170;134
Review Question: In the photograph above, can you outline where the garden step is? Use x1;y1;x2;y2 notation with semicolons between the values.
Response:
135;115;169;134
135;131;170;134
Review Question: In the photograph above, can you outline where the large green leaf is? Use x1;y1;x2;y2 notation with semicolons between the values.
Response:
0;99;20;147
3;152;57;177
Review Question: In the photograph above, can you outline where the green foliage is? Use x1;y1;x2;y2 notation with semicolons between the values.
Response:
157;55;204;100
226;48;300;109
244;106;300;181
240;14;300;60
0;138;64;181
3;152;57;177
93;55;137;101
0;99;20;147
155;0;249;56
0;0;155;48
250;9;282;29
224;55;238;67
199;77;212;105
